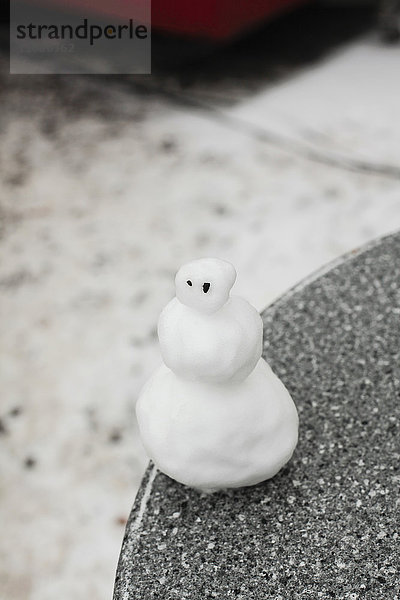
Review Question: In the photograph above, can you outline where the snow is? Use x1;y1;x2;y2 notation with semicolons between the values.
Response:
137;358;298;489
158;258;262;383
1;35;400;600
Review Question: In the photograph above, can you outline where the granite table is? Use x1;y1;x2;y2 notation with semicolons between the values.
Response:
114;233;400;600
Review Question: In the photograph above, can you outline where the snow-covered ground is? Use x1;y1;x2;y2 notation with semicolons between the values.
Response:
1;34;400;600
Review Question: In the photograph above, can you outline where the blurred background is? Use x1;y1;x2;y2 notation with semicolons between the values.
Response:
1;0;400;598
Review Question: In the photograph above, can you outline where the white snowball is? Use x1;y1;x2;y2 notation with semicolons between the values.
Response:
158;295;262;384
136;359;299;490
174;257;236;314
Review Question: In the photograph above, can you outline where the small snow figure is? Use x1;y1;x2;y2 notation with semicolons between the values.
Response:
136;258;299;490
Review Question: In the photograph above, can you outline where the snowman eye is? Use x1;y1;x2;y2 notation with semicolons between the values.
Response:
186;280;192;286
203;282;210;293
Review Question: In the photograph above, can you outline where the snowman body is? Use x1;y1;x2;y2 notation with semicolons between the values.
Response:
136;258;299;490
158;295;262;383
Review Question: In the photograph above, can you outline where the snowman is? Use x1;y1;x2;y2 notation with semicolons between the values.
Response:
136;258;298;490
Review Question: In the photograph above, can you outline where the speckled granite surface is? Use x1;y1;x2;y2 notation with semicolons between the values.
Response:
114;233;400;600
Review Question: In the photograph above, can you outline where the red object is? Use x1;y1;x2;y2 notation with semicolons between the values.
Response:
29;0;307;41
152;0;307;40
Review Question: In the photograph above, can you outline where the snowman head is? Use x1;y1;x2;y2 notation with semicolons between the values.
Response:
175;258;236;314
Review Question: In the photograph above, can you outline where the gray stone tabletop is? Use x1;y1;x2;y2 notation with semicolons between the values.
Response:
114;233;400;600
